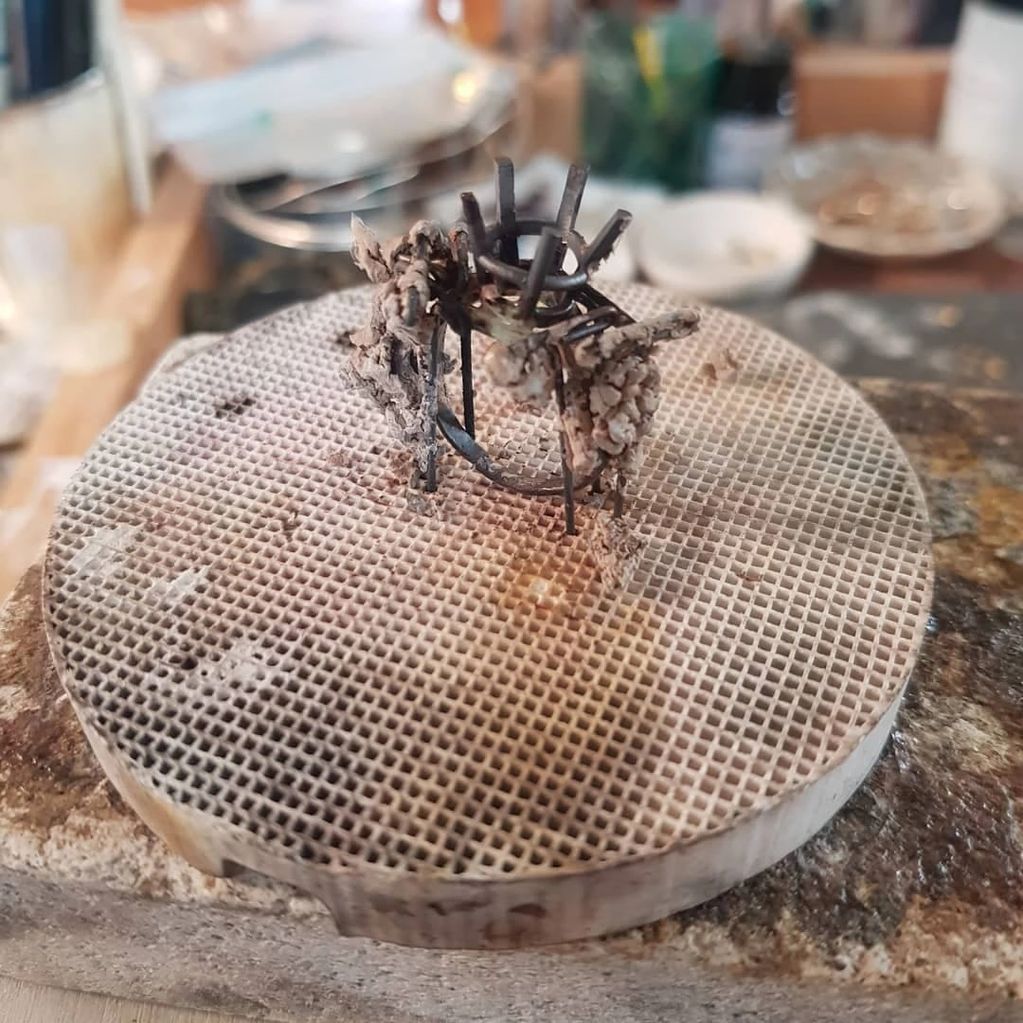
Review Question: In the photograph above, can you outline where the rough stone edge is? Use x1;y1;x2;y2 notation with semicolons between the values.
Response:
0;865;1007;1023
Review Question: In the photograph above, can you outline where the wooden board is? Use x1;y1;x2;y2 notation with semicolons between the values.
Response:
0;977;260;1023
795;46;950;141
0;162;211;601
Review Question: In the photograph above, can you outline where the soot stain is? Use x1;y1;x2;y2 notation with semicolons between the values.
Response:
213;394;256;419
652;570;1023;957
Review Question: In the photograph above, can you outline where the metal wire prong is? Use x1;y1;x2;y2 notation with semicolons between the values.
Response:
518;226;560;320
554;163;589;269
582;209;632;272
459;320;475;437
460;192;489;278
423;317;444;492
562;306;624;345
553;364;577;535
557;164;589;236
495;157;518;266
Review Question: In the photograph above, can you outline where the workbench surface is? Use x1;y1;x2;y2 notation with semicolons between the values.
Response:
1;379;1020;1023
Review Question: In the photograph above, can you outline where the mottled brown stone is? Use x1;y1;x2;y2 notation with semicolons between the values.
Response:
0;568;105;831
632;381;1023;994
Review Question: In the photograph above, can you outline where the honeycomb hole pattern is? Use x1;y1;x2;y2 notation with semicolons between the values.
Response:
43;284;932;939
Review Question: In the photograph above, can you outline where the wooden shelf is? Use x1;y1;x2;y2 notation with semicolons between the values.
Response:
0;161;211;601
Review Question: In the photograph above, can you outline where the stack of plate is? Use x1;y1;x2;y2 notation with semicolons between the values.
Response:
214;56;519;258
765;135;1006;260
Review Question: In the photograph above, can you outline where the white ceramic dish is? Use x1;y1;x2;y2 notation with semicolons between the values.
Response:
765;135;1007;259
151;30;517;184
634;191;814;302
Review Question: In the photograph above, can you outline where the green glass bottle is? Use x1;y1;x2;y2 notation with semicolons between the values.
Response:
582;9;718;191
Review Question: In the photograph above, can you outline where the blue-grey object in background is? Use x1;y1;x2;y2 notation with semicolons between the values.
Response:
6;0;93;101
0;0;9;107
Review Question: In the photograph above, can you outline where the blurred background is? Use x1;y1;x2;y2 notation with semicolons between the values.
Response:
1;0;1022;591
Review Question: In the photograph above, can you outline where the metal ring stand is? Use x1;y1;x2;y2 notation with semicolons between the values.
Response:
418;158;636;534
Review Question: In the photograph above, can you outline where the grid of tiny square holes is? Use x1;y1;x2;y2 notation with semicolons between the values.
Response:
44;284;932;878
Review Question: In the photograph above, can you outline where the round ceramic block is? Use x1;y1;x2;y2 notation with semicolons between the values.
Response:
43;284;932;948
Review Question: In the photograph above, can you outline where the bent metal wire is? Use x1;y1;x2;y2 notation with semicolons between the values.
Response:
412;158;694;535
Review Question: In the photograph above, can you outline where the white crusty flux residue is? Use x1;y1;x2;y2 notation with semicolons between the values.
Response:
67;525;141;584
145;566;210;610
